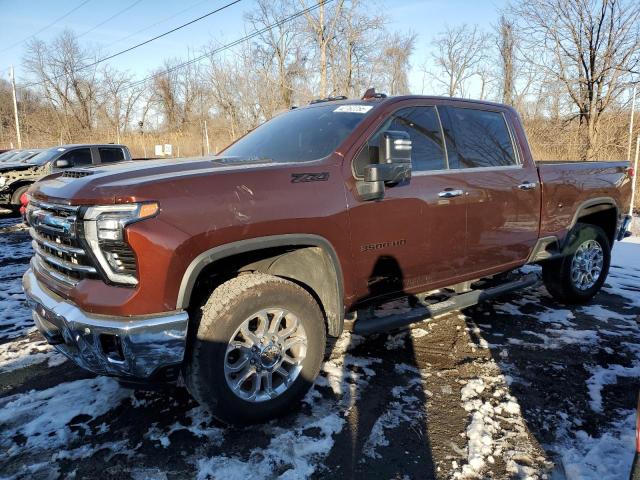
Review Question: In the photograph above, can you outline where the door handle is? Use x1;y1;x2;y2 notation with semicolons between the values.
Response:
518;182;537;190
438;189;464;198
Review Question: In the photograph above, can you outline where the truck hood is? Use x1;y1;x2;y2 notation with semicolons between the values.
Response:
30;156;280;204
0;162;34;173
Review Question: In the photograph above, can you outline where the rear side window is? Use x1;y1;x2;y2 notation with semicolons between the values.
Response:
440;107;517;169
353;106;446;176
59;148;92;166
99;147;125;163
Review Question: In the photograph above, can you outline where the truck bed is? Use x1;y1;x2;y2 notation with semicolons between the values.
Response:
537;161;631;240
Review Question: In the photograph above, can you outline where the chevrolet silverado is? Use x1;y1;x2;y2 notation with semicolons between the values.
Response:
22;91;633;423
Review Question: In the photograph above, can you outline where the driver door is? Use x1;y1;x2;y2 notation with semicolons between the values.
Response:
344;103;466;305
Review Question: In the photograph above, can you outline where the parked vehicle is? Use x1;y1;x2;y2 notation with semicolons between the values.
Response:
22;91;633;423
0;144;132;211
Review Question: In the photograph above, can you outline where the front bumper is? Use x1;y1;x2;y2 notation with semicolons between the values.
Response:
22;268;189;379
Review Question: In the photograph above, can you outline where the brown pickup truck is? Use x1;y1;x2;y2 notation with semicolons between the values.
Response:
22;92;633;423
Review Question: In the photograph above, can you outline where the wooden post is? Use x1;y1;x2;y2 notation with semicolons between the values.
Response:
9;66;22;149
630;135;639;217
628;84;637;164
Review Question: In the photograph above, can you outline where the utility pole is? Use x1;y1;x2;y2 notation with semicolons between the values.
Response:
9;66;22;149
630;135;639;217
204;120;210;155
627;84;637;164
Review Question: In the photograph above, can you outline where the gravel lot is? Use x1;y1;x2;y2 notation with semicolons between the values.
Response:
1;212;639;480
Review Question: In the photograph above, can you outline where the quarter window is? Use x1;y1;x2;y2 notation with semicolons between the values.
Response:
99;147;125;163
440;107;517;168
353;106;446;176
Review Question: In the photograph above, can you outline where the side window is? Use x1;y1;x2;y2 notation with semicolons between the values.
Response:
353;106;446;176
440;106;517;169
59;148;92;167
99;147;125;163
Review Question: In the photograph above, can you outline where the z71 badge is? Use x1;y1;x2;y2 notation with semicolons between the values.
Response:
291;172;330;183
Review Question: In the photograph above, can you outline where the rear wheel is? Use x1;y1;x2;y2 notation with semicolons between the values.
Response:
542;223;611;304
186;273;326;424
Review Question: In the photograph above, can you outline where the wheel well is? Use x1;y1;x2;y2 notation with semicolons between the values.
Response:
575;206;617;246
185;244;344;337
9;182;32;204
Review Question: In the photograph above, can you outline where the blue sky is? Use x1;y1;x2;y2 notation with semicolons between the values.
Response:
0;0;508;95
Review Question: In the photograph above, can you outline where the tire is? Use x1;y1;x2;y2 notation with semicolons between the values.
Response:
186;273;326;424
542;223;611;304
10;185;30;212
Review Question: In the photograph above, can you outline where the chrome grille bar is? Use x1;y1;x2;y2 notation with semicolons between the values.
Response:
28;200;97;286
32;241;96;274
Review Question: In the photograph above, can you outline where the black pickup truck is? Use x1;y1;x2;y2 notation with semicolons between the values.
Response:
0;144;132;211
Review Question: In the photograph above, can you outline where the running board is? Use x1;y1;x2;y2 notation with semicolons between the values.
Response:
353;273;540;335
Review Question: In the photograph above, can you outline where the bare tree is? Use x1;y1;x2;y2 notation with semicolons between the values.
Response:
378;32;416;95
246;0;306;109
23;30;103;139
331;0;385;97
496;15;515;105
300;0;345;97
511;0;640;159
151;57;203;131
430;24;490;97
101;67;145;141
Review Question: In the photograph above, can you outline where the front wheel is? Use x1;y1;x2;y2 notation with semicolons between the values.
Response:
542;223;611;304
186;273;326;424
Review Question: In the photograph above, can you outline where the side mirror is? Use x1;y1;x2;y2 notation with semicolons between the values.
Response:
356;130;412;201
53;159;71;169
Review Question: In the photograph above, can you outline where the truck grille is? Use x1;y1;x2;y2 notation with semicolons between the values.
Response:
27;200;97;286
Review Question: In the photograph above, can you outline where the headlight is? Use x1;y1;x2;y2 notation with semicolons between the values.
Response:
83;202;159;285
0;176;6;188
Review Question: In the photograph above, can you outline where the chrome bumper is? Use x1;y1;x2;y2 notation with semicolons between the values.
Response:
617;214;633;241
22;268;189;379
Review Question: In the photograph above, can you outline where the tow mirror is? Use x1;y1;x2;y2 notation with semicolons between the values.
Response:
357;130;412;201
53;159;71;169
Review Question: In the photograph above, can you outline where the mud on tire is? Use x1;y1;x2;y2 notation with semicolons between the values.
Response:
185;273;326;424
542;223;611;305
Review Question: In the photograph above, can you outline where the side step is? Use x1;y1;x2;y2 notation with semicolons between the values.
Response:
353;272;540;335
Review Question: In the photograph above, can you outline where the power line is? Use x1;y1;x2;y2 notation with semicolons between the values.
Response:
77;0;145;39
102;0;214;51
21;0;242;89
0;0;92;54
124;0;333;91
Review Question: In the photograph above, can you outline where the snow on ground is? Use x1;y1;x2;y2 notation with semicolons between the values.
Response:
0;218;33;340
0;331;66;373
459;237;640;480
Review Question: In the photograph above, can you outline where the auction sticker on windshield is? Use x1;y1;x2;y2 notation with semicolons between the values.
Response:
333;105;373;113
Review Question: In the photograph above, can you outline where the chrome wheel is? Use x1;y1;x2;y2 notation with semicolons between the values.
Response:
224;308;307;402
570;239;604;291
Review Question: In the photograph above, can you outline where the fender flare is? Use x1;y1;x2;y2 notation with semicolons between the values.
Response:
564;196;619;248
176;234;345;336
569;197;619;229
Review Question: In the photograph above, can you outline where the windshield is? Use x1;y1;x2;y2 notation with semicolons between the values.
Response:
0;151;19;162
222;103;373;162
7;151;38;163
27;148;63;165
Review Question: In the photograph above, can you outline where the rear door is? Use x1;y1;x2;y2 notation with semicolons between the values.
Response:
345;103;466;303
439;105;541;275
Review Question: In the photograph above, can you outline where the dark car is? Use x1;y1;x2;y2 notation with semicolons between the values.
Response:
0;144;132;211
